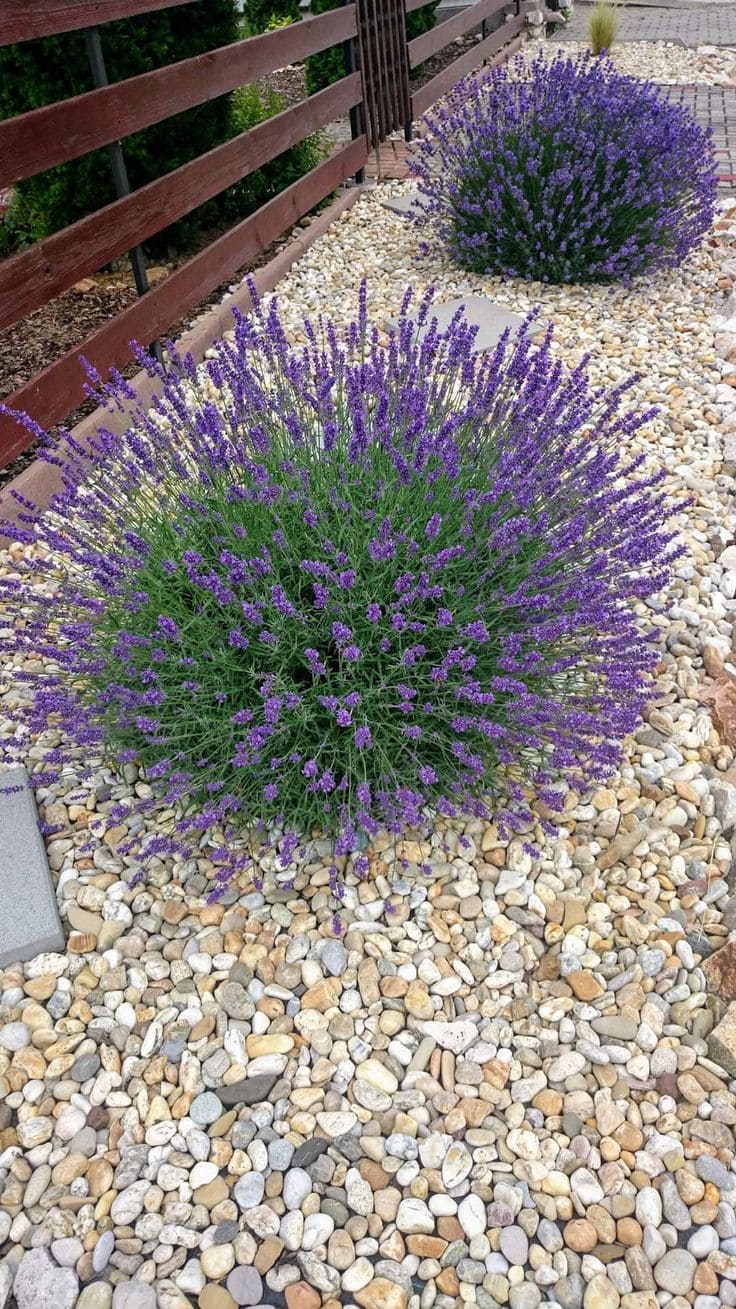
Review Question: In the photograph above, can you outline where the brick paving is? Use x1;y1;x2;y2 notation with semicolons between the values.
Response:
365;138;412;179
658;83;736;189
363;16;736;191
560;2;736;47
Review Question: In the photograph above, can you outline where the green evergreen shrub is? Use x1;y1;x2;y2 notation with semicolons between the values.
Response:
0;0;239;251
226;83;324;218
305;0;439;96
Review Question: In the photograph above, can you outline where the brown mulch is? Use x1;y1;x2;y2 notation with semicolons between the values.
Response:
409;32;481;94
0;227;296;489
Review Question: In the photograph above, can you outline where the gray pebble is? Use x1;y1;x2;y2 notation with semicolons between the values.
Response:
112;1284;157;1309
226;1266;263;1306
234;1173;265;1210
696;1156;734;1189
291;1138;330;1168
189;1092;223;1126
499;1225;529;1266
268;1139;294;1171
554;1274;585;1309
218;1074;278;1107
321;939;347;976
92;1230;115;1273
509;1287;542;1309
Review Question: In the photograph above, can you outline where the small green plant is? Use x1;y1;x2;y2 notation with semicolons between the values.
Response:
226;83;324;217
265;13;296;29
590;0;619;55
245;0;300;34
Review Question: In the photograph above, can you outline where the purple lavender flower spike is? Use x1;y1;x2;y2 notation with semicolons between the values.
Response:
410;49;717;283
1;285;678;896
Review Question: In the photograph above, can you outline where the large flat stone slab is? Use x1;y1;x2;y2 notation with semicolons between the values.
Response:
0;766;64;968
388;294;526;354
379;190;422;217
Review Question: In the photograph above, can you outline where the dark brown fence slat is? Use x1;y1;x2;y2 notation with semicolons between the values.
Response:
411;13;524;118
0;0;196;46
408;0;507;67
0;9;358;189
0;73;361;335
0;137;368;468
356;0;410;147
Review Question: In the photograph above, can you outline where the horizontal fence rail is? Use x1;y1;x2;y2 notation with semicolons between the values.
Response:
0;0;527;472
0;72;362;333
0;0;197;46
408;0;510;67
0;138;367;464
0;9;359;188
411;10;525;118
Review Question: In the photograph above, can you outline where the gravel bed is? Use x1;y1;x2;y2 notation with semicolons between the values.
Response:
3;40;736;1309
544;38;736;83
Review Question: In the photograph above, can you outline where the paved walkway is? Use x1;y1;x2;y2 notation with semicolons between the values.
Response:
557;2;736;190
560;1;736;46
658;83;736;189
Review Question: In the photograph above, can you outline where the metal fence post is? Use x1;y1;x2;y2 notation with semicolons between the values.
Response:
342;0;366;183
84;26;164;366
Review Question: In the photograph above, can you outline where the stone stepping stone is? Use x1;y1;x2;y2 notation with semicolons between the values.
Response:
0;766;64;967
388;293;526;354
379;189;422;217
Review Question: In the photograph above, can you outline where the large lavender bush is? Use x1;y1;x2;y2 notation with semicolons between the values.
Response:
411;51;717;284
2;291;678;894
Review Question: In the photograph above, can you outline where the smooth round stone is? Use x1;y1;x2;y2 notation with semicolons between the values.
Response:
199;1288;237;1309
282;1168;312;1210
76;1286;113;1309
654;1250;697;1295
0;1021;30;1051
458;1194;487;1239
635;1188;662;1227
499;1226;529;1266
190;1092;224;1126
50;1237;84;1267
268;1140;293;1171
92;1230;115;1272
688;1225;719;1257
71;1052;101;1082
226;1267;263;1306
201;1245;235;1280
234;1174;265;1210
342;1257;375;1293
302;1212;334;1250
396;1198;434;1234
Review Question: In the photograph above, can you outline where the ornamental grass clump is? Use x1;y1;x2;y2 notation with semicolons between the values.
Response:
590;0;619;55
411;50;717;284
2;290;678;894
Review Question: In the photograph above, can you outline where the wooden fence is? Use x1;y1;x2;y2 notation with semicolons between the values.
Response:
0;0;525;470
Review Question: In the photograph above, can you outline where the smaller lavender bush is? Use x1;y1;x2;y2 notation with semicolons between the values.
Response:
2;290;678;894
411;51;717;284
